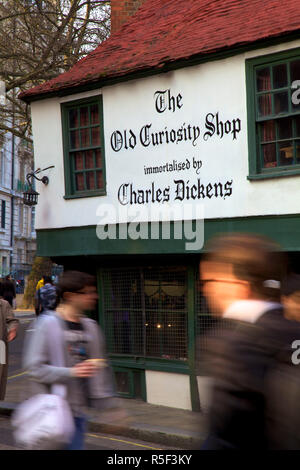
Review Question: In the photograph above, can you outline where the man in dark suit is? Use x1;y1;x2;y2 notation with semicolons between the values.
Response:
200;233;300;450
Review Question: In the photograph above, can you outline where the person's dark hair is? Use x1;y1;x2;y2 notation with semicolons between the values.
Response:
203;233;287;302
57;271;96;302
43;275;52;284
281;273;300;297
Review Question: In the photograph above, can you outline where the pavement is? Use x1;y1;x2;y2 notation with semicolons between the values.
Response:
0;310;208;449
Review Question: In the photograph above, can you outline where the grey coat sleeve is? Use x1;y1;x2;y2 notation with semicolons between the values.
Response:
23;317;72;385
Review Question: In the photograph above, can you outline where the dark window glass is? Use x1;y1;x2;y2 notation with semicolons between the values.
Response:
75;173;85;191
295;116;300;136
86;172;95;190
260;120;275;142
115;372;130;394
80;106;89;127
70;130;80;149
102;267;188;360
92;127;101;146
290;60;300;83
69;109;78;128
278;118;293;140
91;104;99;124
96;171;104;189
257;67;271;91
262;143;277;168
296;140;300;163
279;141;293;165
85;151;94;169
273;63;287;89
274;92;289;114
74;152;84;170
95;149;102;168
80;128;90;148
258;94;272;116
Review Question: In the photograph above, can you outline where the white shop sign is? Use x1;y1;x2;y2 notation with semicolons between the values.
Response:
103;78;243;224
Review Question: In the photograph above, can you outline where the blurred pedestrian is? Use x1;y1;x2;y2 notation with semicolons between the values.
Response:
281;273;300;321
35;275;46;316
35;276;45;292
1;275;16;307
200;233;300;450
0;298;19;399
35;275;57;315
24;271;116;450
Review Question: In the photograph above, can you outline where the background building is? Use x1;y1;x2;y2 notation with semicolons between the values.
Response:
0;132;36;282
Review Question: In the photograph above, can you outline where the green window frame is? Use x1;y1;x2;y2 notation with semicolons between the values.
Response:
61;96;106;198
246;48;300;180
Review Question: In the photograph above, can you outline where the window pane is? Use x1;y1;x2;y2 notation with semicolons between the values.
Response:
295;116;300;136
86;171;96;190
80;106;89;127
296;140;300;163
260;120;275;142
91;127;101;146
70;130;80;149
95;149;102;168
80;128;90;148
278;117;293;139
75;173;85;191
274;91;289;114
290;60;300;83
262;143;276;168
69;109;78;128
279;141;293;165
114;372;130;394
258;94;272;116
257;67;271;91
91;104;99;124
74;152;84;170
85;150;94;169
96;170;104;189
273;63;287;89
67;100;104;195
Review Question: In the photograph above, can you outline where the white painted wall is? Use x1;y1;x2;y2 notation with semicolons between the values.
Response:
30;39;300;230
145;370;192;410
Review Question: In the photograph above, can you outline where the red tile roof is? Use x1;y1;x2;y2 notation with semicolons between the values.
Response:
20;0;300;102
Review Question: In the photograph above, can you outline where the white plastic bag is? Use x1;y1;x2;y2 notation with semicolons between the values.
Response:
11;393;75;450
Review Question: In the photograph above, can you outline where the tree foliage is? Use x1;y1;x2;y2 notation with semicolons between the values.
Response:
22;255;53;308
0;0;110;143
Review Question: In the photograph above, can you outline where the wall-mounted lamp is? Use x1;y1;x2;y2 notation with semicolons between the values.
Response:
23;165;55;206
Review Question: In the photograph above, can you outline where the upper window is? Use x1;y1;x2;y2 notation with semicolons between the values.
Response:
246;49;300;179
61;96;106;198
1;200;5;229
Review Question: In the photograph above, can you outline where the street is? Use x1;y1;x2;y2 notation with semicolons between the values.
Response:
0;415;172;450
4;313;181;451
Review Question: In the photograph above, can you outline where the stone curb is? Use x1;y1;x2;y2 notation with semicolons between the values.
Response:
0;402;202;449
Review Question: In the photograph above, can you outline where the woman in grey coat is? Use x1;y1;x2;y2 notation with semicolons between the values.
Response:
24;271;116;450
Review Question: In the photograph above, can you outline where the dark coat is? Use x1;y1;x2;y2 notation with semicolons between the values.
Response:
203;308;300;450
0;300;19;400
0;279;16;300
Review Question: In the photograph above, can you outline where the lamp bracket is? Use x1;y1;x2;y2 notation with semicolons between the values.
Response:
26;165;54;187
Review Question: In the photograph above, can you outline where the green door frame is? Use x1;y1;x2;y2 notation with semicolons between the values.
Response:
188;264;201;411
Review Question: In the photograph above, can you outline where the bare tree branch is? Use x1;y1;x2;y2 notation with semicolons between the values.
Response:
0;0;110;141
